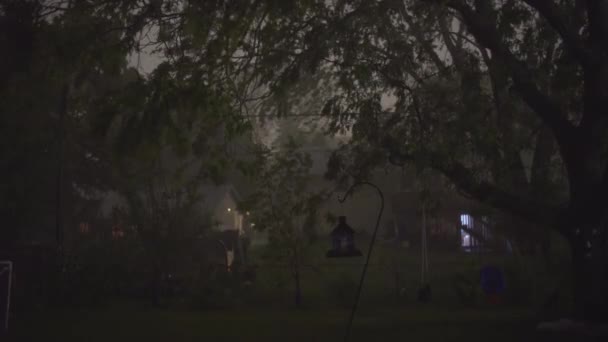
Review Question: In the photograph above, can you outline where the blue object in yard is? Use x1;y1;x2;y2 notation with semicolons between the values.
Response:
480;265;505;295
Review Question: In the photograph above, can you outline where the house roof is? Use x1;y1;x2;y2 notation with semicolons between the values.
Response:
199;184;242;211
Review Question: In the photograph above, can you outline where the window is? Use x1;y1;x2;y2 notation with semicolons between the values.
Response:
460;214;474;228
460;214;474;250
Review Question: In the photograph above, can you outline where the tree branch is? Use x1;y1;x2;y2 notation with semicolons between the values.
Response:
585;0;608;53
432;0;576;161
399;4;446;71
522;0;594;68
383;137;562;231
438;14;466;71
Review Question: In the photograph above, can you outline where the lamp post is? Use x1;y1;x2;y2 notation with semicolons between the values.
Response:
327;181;384;342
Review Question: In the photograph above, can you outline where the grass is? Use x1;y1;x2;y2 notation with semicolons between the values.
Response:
9;305;547;342
7;241;579;341
248;240;572;312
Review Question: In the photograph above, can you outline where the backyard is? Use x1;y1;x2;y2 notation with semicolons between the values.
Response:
3;1;608;340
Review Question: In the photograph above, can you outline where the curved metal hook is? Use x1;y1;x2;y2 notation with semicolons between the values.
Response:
338;180;384;205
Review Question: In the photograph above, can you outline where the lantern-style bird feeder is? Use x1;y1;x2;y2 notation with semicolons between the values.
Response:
326;216;362;258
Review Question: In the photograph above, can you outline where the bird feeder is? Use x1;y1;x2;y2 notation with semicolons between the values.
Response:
326;216;362;258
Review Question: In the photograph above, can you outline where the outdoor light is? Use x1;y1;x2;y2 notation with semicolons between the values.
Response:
326;216;362;258
227;207;231;212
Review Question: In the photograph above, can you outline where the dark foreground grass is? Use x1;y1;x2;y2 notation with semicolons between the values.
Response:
7;305;594;342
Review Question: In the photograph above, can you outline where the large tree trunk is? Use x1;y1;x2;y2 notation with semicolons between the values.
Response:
568;220;608;323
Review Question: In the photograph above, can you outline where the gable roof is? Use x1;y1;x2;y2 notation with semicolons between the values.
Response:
199;184;242;211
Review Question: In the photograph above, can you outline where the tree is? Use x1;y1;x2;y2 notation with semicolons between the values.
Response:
212;0;608;322
1;1;255;307
0;0;132;249
101;54;254;303
114;154;210;304
245;139;325;308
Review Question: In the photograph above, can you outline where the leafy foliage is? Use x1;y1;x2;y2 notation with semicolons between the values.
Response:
247;139;325;256
245;138;327;305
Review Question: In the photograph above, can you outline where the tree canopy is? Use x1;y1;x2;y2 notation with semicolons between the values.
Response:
142;0;606;320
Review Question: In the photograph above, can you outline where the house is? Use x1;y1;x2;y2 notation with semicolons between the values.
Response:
198;184;252;268
82;183;258;270
304;155;508;253
389;190;502;252
199;184;245;233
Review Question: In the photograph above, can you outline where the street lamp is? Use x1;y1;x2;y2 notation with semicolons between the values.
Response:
328;181;384;342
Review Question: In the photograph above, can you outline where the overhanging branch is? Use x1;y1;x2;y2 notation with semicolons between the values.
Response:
426;0;577;159
383;138;562;231
522;0;594;68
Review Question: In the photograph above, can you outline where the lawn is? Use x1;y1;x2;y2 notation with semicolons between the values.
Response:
7;241;578;341
6;305;587;342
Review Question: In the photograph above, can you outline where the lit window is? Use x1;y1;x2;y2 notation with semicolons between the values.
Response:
460;214;474;228
460;213;474;250
250;223;255;227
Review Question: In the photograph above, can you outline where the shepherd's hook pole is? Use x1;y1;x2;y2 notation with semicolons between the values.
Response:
338;181;384;342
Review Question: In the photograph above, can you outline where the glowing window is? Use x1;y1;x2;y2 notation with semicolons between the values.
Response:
460;213;474;250
460;214;474;228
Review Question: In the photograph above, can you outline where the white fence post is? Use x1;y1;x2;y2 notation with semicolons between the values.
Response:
0;261;12;333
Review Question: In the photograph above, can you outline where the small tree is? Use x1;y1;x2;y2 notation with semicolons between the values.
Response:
247;139;325;308
114;153;209;305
